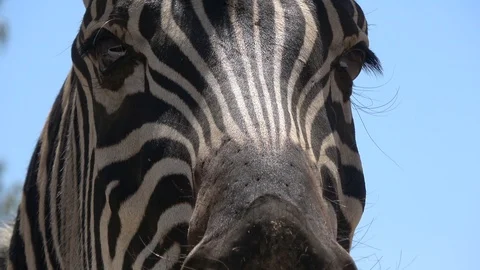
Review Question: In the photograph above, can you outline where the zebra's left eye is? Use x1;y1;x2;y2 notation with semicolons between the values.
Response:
95;37;129;73
338;49;365;80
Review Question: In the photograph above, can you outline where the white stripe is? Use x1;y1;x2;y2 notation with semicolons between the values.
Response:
316;132;362;169
329;75;353;124
97;0;114;24
133;204;192;270
136;44;223;149
351;0;359;26
287;0;318;145
48;96;69;270
127;2;223;150
191;0;260;144
110;159;192;269
37;119;55;270
323;0;346;50
89;0;97;21
74;93;88;268
303;76;330;158
253;0;276;148
99;181;119;267
146;72;209;160
95;123;196;169
229;0;269;144
90;167;100;270
64;104;82;264
152;243;182;270
157;0;246;144
19;195;37;270
92;65;145;115
81;56;99;270
316;132;364;243
299;52;338;155
297;0;348;153
343;196;363;236
272;0;287;147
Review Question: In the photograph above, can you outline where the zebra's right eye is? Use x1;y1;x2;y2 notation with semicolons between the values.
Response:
338;49;365;81
94;37;129;74
80;30;131;74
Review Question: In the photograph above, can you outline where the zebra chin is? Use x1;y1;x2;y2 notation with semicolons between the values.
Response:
182;142;357;270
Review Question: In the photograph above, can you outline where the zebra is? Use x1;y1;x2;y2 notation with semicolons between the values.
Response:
1;0;382;269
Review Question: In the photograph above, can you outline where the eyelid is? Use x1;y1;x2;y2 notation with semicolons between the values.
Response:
79;29;116;57
347;42;383;75
347;42;369;60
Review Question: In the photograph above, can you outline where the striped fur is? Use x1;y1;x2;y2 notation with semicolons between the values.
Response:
3;0;381;269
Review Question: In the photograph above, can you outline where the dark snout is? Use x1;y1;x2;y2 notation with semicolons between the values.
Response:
183;196;356;270
184;143;356;269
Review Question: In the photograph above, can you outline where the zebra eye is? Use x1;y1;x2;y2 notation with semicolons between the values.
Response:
94;36;129;73
338;49;365;80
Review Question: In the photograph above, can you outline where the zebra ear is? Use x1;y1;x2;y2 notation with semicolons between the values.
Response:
83;0;90;8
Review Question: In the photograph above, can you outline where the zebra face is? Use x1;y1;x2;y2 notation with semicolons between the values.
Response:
67;0;382;269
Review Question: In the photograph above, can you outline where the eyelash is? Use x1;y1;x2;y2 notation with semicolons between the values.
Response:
353;43;383;75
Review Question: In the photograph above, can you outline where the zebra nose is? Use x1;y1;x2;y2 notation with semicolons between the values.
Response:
182;196;357;270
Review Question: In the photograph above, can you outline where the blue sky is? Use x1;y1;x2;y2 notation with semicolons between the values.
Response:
0;0;478;269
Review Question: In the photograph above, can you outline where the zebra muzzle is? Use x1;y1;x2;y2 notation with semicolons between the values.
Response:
183;195;356;270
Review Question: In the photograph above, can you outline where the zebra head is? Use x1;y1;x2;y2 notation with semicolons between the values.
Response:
6;0;382;269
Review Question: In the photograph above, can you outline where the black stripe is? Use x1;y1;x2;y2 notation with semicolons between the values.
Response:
55;100;72;259
279;0;307;137
86;151;95;269
340;165;366;208
291;0;333;143
320;164;352;251
93;91;201;155
354;2;366;33
94;139;192;259
76;81;92;268
95;0;107;21
255;0;278;141
331;0;358;37
202;0;250;132
82;6;93;27
9;140;43;269
44;89;68;269
167;0;228;133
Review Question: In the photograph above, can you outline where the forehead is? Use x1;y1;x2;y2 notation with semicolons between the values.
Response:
83;0;368;32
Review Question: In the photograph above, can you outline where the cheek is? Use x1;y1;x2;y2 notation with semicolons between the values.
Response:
328;77;355;133
333;69;353;102
341;195;365;250
325;200;339;237
93;64;146;114
342;101;353;126
342;196;364;232
97;56;144;90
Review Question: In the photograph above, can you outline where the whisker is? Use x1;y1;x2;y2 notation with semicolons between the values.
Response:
353;105;402;170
